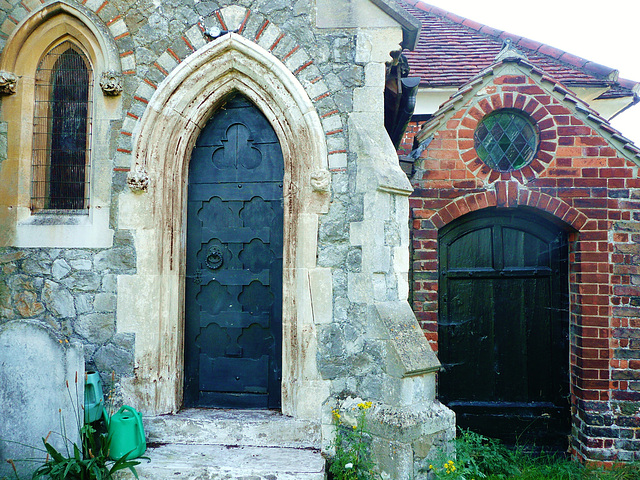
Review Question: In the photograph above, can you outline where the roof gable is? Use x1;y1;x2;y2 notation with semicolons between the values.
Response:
414;56;640;167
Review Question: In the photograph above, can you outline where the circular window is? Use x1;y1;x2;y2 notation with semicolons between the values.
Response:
474;110;538;172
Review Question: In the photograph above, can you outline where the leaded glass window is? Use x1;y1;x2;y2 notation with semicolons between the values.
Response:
474;110;537;172
32;41;92;212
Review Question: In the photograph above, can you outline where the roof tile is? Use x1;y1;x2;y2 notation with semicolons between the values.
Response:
498;31;522;43
461;18;483;31
399;0;637;100
516;37;543;51
479;25;502;37
584;61;618;79
557;52;587;68
537;45;565;59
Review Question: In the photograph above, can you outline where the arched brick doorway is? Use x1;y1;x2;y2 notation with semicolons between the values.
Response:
438;207;570;450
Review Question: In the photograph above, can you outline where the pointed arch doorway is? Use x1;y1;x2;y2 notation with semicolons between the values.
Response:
184;94;284;409
438;208;570;449
125;33;329;416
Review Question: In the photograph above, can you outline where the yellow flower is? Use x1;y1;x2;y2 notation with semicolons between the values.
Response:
352;425;357;430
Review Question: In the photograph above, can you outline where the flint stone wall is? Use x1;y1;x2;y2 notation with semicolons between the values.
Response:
0;230;136;382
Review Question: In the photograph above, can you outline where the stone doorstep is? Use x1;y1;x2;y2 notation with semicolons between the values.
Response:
119;443;326;480
144;409;322;449
122;409;326;480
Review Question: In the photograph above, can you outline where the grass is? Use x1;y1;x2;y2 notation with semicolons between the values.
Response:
425;429;640;480
495;454;640;480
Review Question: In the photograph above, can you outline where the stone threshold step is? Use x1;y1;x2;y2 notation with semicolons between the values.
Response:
144;409;321;449
120;443;326;480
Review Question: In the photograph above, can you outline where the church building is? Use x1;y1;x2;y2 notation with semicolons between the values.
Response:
0;1;638;478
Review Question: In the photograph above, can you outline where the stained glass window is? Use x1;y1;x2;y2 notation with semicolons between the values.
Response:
32;41;92;212
474;110;537;172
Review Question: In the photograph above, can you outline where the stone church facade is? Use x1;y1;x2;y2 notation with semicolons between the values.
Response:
2;0;640;476
0;1;454;478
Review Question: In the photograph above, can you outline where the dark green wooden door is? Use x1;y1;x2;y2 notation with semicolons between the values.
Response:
438;208;569;449
184;94;283;409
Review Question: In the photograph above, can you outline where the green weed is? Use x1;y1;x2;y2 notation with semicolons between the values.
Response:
424;429;640;480
328;400;380;480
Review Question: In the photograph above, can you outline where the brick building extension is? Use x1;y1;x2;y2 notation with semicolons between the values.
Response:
400;0;640;463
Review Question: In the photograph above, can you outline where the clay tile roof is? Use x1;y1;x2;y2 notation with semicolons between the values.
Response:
399;0;638;98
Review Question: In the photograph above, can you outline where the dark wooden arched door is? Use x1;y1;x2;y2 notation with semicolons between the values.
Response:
438;208;569;449
184;94;283;409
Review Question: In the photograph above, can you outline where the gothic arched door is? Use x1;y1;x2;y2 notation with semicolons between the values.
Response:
184;94;283;409
438;208;570;449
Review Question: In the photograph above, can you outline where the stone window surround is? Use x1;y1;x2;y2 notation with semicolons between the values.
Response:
0;2;121;248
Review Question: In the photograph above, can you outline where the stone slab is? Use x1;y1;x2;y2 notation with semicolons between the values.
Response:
316;0;398;28
144;409;322;449
374;301;440;377
117;443;326;480
0;320;84;480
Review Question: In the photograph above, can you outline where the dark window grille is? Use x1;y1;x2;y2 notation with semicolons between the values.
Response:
32;41;92;212
474;109;537;172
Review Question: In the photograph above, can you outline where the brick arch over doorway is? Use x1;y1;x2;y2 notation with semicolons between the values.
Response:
429;183;588;231
118;33;330;418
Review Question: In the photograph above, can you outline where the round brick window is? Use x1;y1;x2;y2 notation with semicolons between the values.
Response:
474;110;538;172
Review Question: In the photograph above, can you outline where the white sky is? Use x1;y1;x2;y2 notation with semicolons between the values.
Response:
417;0;640;145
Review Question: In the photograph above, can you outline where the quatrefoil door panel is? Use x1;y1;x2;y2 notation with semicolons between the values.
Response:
184;94;283;409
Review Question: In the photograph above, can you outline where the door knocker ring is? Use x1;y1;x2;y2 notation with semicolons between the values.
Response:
205;246;224;270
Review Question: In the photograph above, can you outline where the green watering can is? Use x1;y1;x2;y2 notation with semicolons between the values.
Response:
108;405;146;460
84;371;108;424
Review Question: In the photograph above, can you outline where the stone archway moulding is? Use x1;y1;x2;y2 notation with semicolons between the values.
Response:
119;33;329;417
0;1;121;75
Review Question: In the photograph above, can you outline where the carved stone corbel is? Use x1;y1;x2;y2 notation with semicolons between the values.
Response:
127;164;149;192
0;71;17;95
100;71;123;96
310;169;331;192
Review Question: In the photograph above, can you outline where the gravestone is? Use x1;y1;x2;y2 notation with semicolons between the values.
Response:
0;320;84;479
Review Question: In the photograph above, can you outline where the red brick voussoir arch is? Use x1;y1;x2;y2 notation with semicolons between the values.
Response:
430;182;588;231
460;90;559;184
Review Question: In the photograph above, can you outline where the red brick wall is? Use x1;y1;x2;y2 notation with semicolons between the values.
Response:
398;120;427;155
409;73;640;463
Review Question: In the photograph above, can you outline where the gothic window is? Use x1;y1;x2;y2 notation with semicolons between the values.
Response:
31;41;92;212
474;109;537;172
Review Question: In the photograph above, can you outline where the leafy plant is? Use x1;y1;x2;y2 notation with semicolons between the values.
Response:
503;456;640;480
3;372;141;480
424;429;519;479
31;422;140;480
328;400;380;480
423;428;640;480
